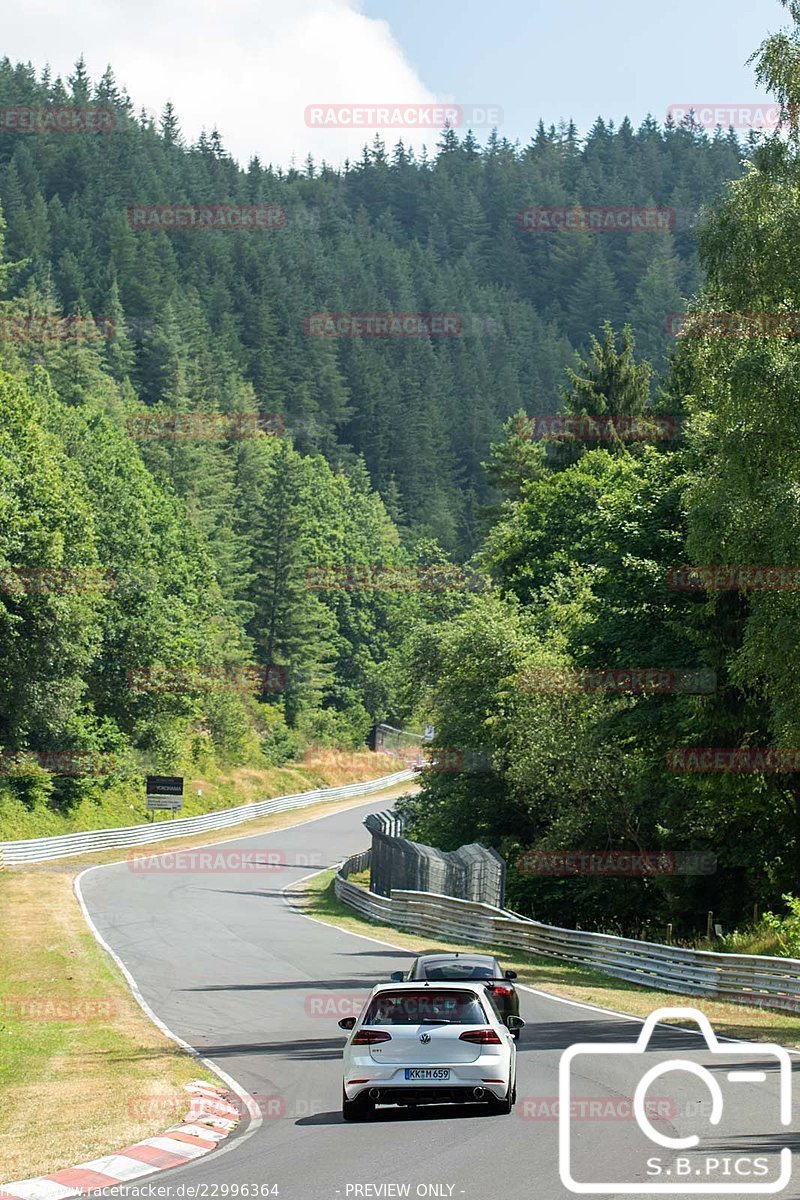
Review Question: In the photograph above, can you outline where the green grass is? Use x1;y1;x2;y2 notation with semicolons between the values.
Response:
345;867;371;888
0;750;397;839
290;871;800;1050
716;926;787;957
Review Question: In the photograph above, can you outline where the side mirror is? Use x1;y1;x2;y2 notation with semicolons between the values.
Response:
390;971;405;982
338;1016;357;1030
506;1015;525;1031
505;970;518;980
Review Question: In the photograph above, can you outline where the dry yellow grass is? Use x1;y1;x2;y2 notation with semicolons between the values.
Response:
142;749;401;823
195;749;400;804
301;748;403;786
0;871;206;1182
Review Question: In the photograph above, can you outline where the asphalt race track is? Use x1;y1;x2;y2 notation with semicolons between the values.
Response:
78;797;800;1200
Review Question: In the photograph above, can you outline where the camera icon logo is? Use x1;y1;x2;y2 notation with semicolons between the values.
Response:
559;1006;792;1194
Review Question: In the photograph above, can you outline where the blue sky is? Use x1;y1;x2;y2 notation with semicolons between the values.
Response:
362;0;788;144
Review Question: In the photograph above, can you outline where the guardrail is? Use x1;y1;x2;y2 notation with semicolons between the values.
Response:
0;771;414;867
334;859;800;1016
340;848;371;878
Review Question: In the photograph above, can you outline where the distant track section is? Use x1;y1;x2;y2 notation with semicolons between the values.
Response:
368;723;427;766
0;770;414;866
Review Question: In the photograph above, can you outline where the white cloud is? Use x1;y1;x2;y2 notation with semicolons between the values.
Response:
2;0;442;167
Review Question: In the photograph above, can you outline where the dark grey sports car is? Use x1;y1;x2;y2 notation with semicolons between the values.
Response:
391;952;521;1036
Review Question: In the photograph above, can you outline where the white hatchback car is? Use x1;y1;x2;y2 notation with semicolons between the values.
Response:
338;980;524;1120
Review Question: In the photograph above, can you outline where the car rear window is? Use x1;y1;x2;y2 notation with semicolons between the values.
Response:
363;989;488;1026
422;962;495;980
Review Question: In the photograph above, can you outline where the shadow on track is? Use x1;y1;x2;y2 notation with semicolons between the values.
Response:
338;950;417;958
297;1103;503;1126
183;978;376;992
195;1036;347;1060
515;1018;751;1052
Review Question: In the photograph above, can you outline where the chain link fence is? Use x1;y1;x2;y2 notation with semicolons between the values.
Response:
363;809;506;907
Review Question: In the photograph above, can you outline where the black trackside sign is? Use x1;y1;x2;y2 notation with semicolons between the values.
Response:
146;774;184;797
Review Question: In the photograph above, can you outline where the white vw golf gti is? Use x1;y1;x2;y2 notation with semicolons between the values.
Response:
338;980;524;1120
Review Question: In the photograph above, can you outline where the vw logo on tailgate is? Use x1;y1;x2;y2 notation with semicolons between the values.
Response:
419;1033;431;1043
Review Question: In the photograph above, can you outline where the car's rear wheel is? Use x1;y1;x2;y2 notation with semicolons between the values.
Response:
487;1080;515;1115
342;1087;375;1122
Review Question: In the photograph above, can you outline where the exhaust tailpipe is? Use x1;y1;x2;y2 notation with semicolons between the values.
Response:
472;1086;485;1100
369;1088;381;1100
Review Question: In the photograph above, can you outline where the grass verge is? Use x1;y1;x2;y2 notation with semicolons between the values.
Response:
0;867;208;1183
0;778;415;1183
0;750;401;839
289;870;800;1052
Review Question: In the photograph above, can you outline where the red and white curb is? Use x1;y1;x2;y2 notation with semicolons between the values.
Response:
0;1081;240;1199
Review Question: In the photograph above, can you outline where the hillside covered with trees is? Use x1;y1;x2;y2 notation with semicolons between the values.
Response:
398;6;800;943
6;28;800;946
0;55;746;555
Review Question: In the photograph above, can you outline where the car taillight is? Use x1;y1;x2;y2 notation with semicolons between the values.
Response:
352;1029;392;1045
490;986;512;997
459;1028;502;1044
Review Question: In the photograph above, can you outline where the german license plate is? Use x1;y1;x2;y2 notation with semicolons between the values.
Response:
404;1068;450;1081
